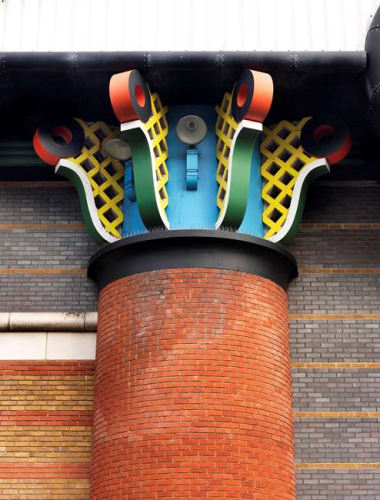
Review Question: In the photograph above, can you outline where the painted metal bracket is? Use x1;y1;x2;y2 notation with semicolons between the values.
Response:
186;147;198;190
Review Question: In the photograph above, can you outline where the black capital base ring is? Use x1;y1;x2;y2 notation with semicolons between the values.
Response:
88;230;298;292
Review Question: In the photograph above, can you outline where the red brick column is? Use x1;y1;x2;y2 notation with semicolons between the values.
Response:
91;268;295;499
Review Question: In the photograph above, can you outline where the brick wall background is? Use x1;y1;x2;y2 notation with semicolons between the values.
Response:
0;179;379;498
0;361;94;499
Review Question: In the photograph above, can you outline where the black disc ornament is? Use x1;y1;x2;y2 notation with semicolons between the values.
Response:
34;118;85;166
300;114;352;165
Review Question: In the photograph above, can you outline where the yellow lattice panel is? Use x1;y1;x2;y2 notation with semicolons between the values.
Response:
69;120;124;239
144;92;169;213
215;91;239;211
261;117;317;239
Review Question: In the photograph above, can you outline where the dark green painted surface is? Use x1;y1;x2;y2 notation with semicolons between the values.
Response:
122;128;165;229
279;162;330;245
221;128;261;228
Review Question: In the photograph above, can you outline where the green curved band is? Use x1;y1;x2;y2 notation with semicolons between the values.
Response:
272;160;330;246
122;127;165;229
221;128;261;228
56;163;110;245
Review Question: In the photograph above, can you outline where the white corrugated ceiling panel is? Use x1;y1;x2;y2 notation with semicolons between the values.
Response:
0;0;378;51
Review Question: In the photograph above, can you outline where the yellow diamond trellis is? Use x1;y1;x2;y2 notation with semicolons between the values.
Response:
215;91;239;212
261;117;318;239
69;119;124;239
144;92;169;213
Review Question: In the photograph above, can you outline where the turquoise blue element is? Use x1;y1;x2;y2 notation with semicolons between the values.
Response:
186;148;198;190
238;140;264;238
122;160;147;237
124;160;136;201
165;105;219;229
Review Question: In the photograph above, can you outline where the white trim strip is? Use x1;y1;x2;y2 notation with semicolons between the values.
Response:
0;312;98;332
0;332;96;361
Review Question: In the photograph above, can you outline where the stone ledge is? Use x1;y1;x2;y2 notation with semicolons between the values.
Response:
0;312;98;332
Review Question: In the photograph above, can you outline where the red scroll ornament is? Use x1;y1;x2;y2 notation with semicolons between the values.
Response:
231;69;274;123
301;114;352;165
33;119;84;166
109;69;152;123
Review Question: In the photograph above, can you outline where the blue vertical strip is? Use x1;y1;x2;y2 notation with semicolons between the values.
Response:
237;140;264;238
165;105;219;229
186;148;199;190
122;160;147;237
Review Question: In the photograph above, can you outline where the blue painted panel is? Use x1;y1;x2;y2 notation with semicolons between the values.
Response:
186;147;199;191
165;105;219;230
122;160;147;237
237;140;264;238
124;160;137;201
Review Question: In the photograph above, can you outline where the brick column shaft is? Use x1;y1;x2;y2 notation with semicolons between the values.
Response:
91;268;296;499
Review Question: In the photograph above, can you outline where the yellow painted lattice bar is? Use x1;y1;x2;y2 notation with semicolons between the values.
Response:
261;117;318;239
215;91;239;212
144;92;169;214
69;120;124;239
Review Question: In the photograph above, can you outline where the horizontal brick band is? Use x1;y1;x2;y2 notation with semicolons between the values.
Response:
290;313;380;320
296;463;380;470
300;223;380;230
0;269;86;275
292;362;380;369
0;381;93;412
0;411;93;426
299;267;380;275
0;462;90;479
0;426;92;463
0;478;90;499
0;361;95;375
294;412;380;419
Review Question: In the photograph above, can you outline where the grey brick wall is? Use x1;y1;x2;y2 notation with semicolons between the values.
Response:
294;419;380;462
290;230;380;268
290;180;380;499
0;185;98;311
0;275;97;311
293;369;380;412
296;470;380;500
1;179;380;499
291;320;380;363
289;275;380;314
0;186;86;224
301;182;380;223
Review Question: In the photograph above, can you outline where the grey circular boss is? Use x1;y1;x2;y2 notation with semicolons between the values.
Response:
176;115;208;146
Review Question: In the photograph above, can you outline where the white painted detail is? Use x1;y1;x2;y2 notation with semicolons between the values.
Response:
0;332;97;360
46;332;96;360
56;159;118;244
121;120;170;229
85;312;98;332
215;120;262;229
0;0;377;51
0;333;47;360
10;311;86;332
0;313;10;332
269;158;329;244
2;312;98;332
